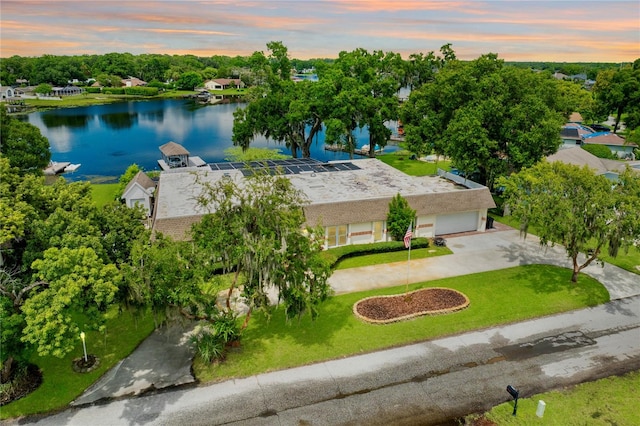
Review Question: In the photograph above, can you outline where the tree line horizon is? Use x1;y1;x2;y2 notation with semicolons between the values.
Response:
0;48;628;88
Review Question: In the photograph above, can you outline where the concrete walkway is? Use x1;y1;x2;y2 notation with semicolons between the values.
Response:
50;228;640;420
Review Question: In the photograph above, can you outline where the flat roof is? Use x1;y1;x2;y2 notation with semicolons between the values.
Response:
154;159;471;221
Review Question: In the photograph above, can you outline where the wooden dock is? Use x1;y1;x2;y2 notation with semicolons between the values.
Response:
324;144;383;156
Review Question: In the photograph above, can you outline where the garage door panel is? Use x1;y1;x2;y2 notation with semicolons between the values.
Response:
435;211;478;235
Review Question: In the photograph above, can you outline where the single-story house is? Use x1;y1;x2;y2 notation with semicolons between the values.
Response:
122;77;147;87
0;86;16;99
561;123;595;147
547;146;638;181
582;132;637;160
121;171;157;216
204;79;244;91
52;86;84;96
151;158;496;246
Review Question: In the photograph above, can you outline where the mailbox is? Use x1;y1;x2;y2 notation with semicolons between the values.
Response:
506;385;519;416
506;385;519;399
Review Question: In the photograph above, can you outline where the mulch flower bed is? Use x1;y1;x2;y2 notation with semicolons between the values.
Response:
0;364;42;406
354;287;470;324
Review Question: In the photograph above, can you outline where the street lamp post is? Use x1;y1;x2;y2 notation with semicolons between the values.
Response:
80;332;88;362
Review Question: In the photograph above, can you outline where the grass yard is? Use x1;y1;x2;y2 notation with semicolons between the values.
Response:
193;264;608;383
377;152;451;176
471;370;640;425
21;89;246;111
90;183;119;207
1;309;155;419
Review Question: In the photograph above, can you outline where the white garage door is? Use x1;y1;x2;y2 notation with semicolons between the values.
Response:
435;211;478;235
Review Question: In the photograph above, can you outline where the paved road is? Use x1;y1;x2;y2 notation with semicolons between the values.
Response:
9;229;640;425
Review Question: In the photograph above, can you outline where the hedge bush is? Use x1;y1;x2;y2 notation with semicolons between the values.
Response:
582;144;616;159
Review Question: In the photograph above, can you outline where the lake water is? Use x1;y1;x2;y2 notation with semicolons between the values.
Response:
21;99;396;182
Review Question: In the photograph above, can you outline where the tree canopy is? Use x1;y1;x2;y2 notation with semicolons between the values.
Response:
400;53;567;189
0;159;147;369
192;167;332;327
0;108;51;174
500;161;640;282
593;62;640;133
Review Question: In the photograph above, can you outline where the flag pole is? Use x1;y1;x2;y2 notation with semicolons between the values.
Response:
405;221;413;293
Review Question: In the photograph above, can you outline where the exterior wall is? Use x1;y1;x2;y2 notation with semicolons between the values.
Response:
415;215;436;238
205;81;223;90
124;185;152;216
349;222;373;245
609;145;635;159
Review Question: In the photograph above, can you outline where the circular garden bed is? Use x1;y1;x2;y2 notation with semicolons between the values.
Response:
354;287;470;324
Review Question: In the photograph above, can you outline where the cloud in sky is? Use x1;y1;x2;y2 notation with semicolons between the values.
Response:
1;0;638;61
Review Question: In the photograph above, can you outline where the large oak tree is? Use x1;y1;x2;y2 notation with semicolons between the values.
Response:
400;53;566;189
500;161;640;283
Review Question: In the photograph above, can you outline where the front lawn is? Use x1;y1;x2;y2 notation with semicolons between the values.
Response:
193;264;608;383
335;245;451;269
0;309;155;419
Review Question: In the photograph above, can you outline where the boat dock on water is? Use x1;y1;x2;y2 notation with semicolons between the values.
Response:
44;161;81;175
324;144;384;156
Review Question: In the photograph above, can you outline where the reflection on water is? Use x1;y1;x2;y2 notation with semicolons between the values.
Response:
21;99;393;182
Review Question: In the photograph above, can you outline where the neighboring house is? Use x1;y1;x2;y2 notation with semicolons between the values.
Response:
547;146;636;181
582;132;637;160
561;123;594;147
121;171;157;216
122;77;147;87
204;78;244;90
560;123;636;159
569;73;587;81
0;86;16;99
568;112;583;123
151;158;496;245
52;86;84;96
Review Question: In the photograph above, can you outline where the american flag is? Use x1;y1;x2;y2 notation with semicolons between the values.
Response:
403;224;413;249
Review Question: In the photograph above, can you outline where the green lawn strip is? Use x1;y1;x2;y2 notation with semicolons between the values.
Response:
472;370;640;425
335;245;452;269
193;264;608;383
22;90;246;110
1;309;155;419
90;183;119;207
599;245;640;275
377;153;451;176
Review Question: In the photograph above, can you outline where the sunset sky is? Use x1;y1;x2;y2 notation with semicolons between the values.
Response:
1;1;638;62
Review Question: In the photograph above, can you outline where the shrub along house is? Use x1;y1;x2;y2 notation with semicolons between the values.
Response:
151;158;496;248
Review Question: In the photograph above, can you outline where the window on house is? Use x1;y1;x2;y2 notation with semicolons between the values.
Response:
373;221;384;241
327;225;348;247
